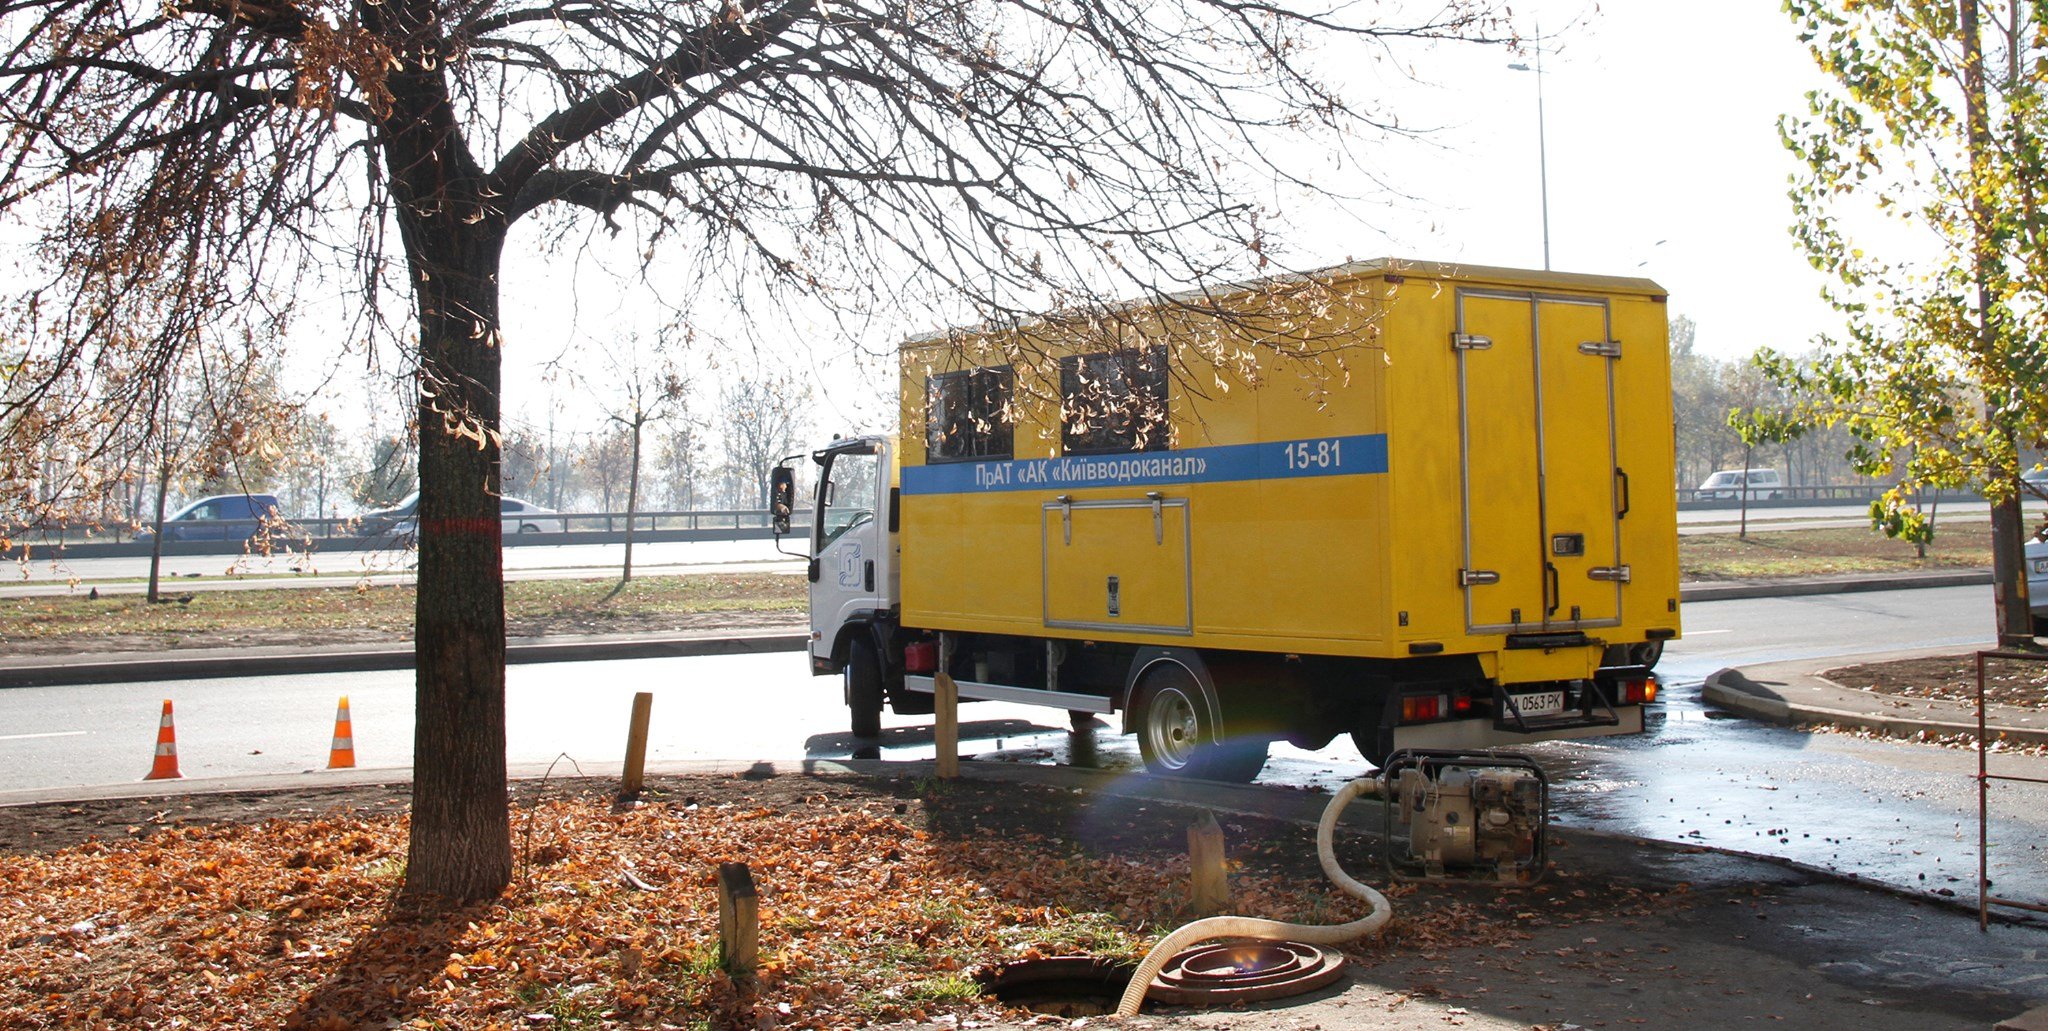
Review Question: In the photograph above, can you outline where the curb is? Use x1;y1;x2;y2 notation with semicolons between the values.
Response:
1702;661;2048;747
0;629;808;689
1677;568;1990;603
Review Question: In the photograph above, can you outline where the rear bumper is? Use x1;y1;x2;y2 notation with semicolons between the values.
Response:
1393;705;1644;752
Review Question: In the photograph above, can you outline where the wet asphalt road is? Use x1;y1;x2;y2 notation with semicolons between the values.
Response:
3;583;2041;910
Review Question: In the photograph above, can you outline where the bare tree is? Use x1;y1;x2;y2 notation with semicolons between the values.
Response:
574;335;687;584
720;375;812;510
0;0;1507;900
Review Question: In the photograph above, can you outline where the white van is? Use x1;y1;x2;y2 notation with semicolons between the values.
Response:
1698;468;1783;500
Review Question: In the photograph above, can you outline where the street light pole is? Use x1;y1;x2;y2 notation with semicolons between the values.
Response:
1508;24;1551;270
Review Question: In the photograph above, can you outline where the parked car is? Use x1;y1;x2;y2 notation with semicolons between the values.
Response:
1697;468;1784;501
2029;527;2048;637
377;493;568;536
138;493;285;542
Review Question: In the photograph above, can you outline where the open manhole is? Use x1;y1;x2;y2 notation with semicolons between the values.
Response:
976;956;1134;1018
977;941;1345;1015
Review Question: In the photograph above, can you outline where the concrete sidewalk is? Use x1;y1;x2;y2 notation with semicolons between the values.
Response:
1704;644;2048;747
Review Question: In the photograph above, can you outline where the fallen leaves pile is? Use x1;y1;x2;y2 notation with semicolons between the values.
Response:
0;778;1574;1030
1830;654;2048;711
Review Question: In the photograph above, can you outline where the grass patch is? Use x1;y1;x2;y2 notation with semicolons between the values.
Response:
1679;522;1994;581
0;572;804;651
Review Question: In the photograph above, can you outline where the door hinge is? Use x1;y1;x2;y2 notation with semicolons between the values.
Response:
1452;332;1494;351
1578;340;1622;358
1588;565;1633;583
1459;568;1501;587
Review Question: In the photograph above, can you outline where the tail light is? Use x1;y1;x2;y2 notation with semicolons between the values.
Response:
903;640;937;674
1401;694;1447;722
1618;678;1657;704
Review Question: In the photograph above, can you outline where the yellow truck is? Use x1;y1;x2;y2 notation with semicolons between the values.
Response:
772;259;1679;781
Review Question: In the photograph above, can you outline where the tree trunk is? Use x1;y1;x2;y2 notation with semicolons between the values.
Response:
623;417;642;584
373;26;515;898
402;230;512;902
1961;0;2034;648
146;455;171;603
1738;444;1752;540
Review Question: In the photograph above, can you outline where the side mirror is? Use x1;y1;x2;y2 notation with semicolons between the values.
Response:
770;466;796;536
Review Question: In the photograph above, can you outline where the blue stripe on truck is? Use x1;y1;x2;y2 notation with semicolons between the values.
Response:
900;433;1388;495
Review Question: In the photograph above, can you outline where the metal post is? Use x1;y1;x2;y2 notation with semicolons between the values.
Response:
935;633;960;779
1534;23;1550;271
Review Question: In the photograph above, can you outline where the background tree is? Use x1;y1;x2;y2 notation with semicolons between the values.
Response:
0;0;1507;900
1770;0;2048;646
720;376;813;510
574;335;688;584
1725;406;1809;539
354;436;420;511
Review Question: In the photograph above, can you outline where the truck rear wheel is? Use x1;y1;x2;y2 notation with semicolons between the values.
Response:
847;635;884;739
1134;665;1267;783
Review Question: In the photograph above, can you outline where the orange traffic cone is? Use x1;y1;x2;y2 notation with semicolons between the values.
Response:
327;696;355;769
144;700;181;780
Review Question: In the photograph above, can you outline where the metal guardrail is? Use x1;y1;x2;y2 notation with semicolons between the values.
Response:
1675;486;1984;512
8;508;815;545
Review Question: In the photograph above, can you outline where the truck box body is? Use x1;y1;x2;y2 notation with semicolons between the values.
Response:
784;258;1677;778
896;260;1680;681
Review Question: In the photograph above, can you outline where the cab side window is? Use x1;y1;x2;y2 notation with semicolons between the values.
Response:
925;366;1014;462
1060;345;1169;455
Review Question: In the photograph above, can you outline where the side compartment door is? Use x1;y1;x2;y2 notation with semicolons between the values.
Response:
1456;294;1547;632
1042;496;1192;635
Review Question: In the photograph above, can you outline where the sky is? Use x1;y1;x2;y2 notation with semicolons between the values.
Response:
353;0;1848;451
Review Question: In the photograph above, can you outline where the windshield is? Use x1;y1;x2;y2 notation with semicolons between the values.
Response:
1703;473;1738;487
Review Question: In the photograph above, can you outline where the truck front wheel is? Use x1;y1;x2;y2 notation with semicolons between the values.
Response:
1134;665;1267;783
846;635;884;739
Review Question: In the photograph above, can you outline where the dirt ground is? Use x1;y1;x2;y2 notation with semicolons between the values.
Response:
5;770;2035;1031
1828;653;2048;711
0;770;1704;1031
0;608;805;658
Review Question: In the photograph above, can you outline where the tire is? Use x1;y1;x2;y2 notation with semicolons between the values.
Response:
2034;614;2047;639
1630;639;1665;669
1134;664;1267;782
846;635;884;739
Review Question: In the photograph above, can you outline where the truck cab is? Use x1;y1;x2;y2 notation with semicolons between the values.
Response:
774;436;906;735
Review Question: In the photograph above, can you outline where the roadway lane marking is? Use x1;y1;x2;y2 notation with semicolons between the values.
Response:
1683;629;1733;635
0;731;87;742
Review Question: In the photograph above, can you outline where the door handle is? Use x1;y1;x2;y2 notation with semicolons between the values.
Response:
864;559;875;593
1545;563;1561;617
1615;467;1631;518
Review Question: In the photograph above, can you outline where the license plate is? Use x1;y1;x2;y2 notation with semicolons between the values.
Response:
1508;690;1564;719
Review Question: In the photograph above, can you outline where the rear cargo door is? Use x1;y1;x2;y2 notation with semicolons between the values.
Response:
1455;290;1624;634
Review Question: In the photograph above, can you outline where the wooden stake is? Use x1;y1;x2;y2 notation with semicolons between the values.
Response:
620;691;654;797
1188;811;1228;916
717;862;758;977
934;633;960;779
